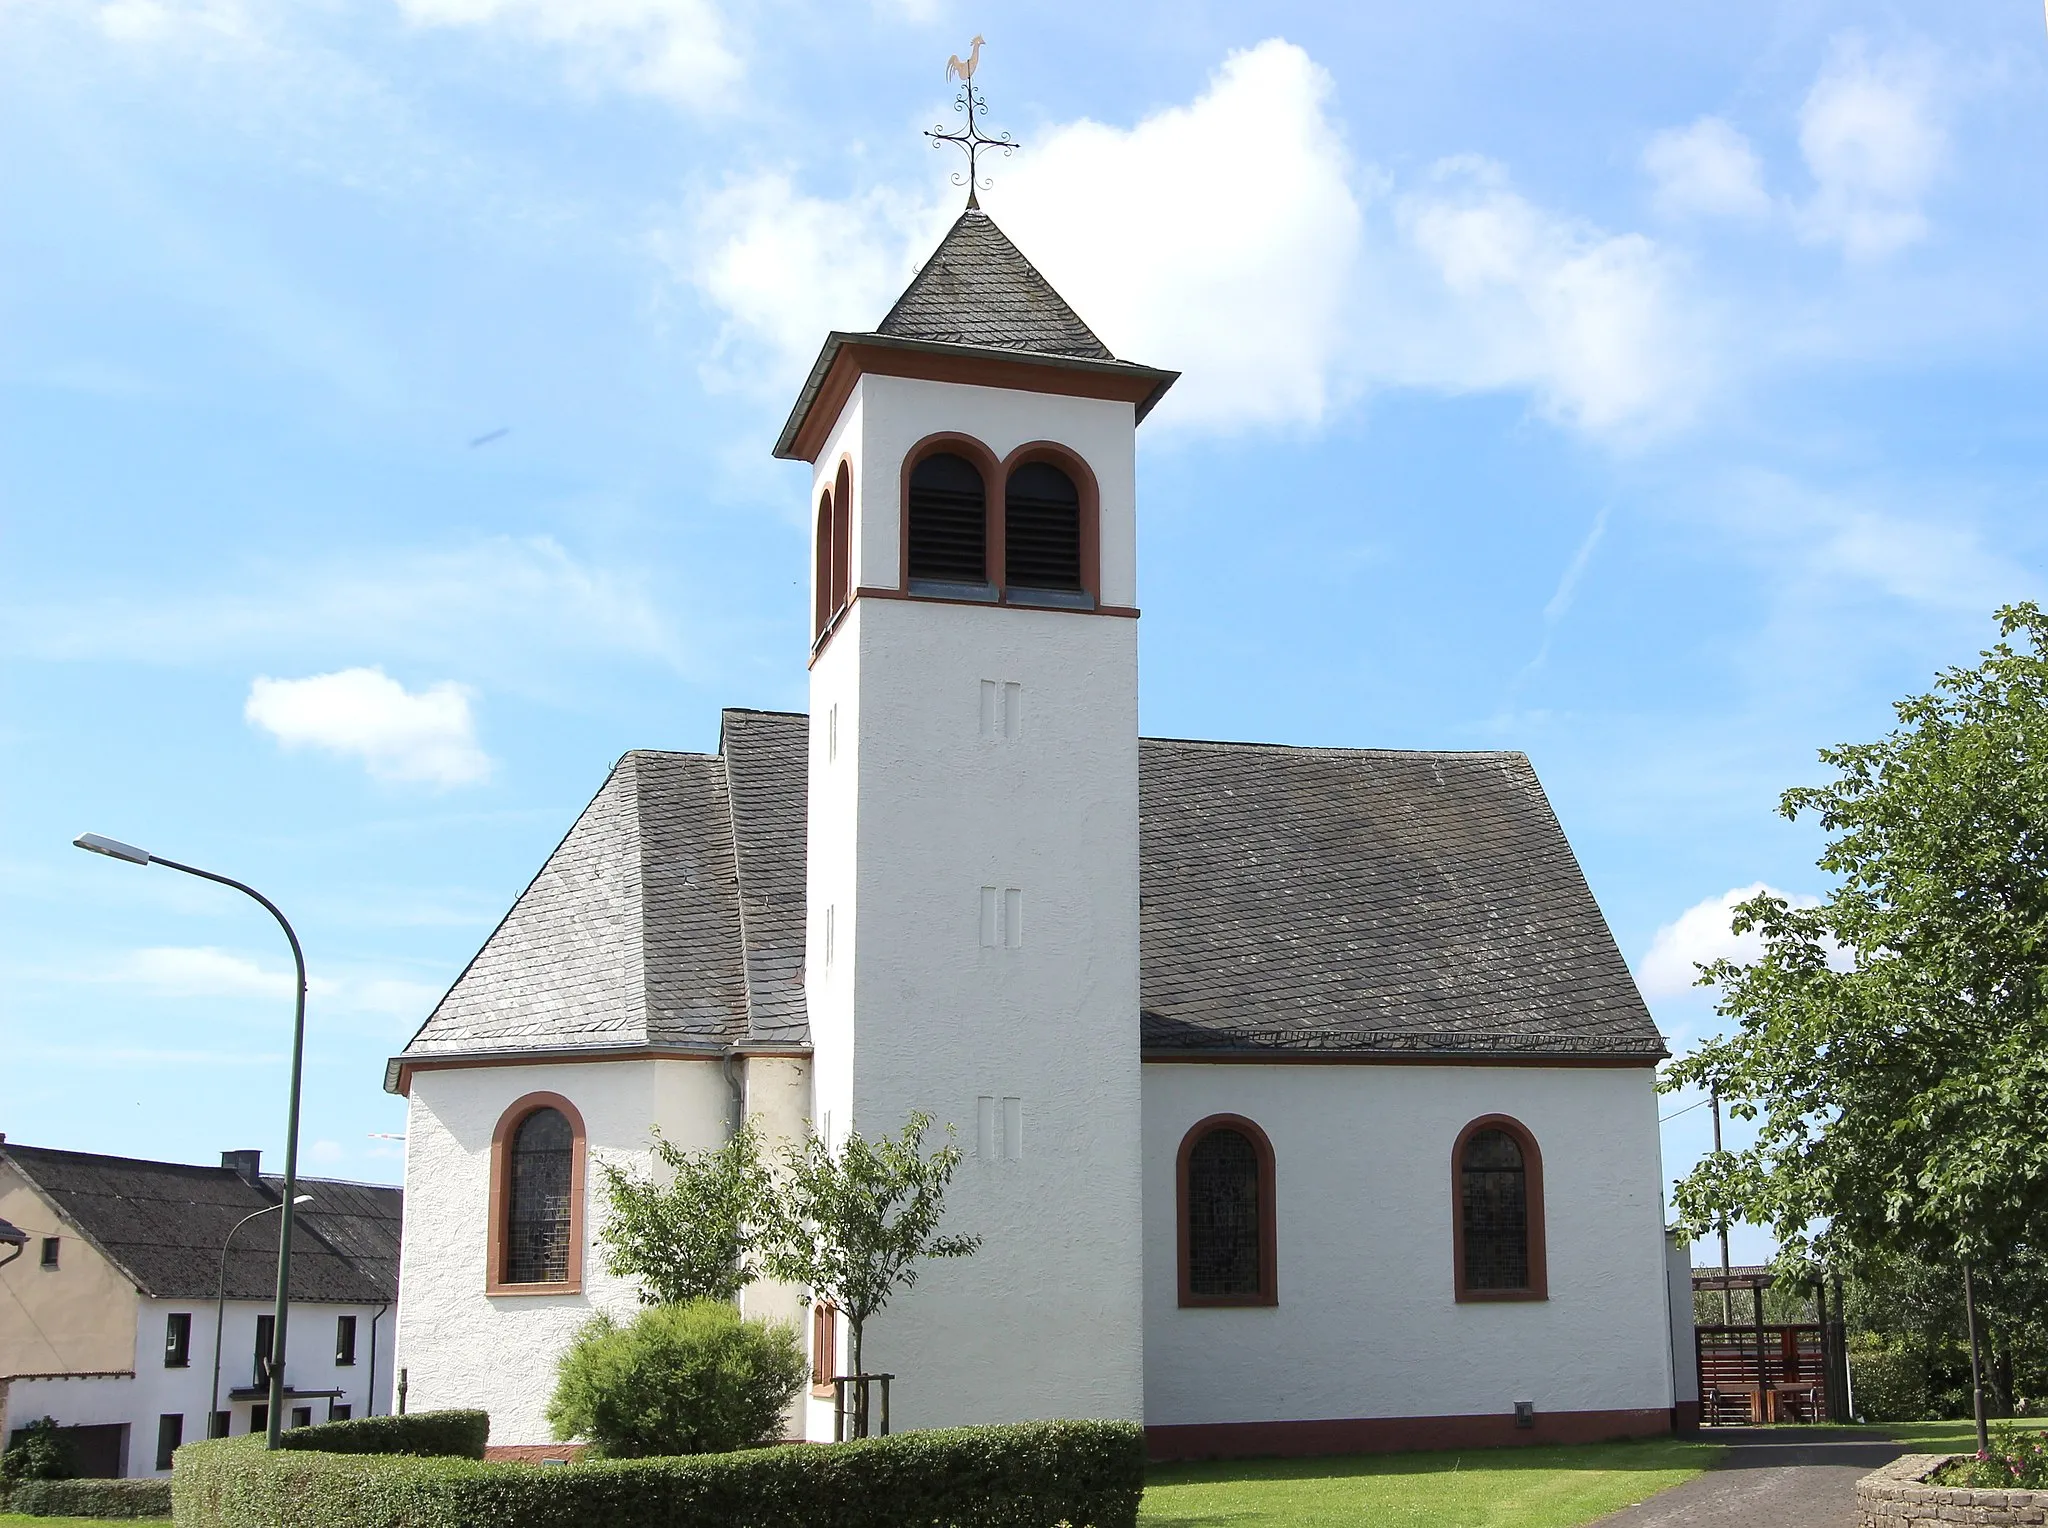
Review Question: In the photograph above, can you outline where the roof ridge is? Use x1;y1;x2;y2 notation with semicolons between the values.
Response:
1141;736;1529;760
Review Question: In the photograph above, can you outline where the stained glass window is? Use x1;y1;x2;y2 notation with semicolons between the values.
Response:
506;1106;573;1284
1187;1127;1262;1298
1461;1127;1530;1290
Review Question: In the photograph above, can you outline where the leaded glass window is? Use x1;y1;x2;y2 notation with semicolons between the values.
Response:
1187;1127;1262;1298
506;1107;573;1284
1460;1127;1530;1290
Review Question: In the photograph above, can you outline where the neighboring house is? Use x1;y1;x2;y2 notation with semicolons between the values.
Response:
388;203;1690;1457
0;1139;399;1478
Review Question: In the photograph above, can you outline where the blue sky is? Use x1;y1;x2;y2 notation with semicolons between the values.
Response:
3;0;2044;1263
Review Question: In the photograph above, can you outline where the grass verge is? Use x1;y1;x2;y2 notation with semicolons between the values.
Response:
1877;1418;2048;1455
1139;1438;1720;1528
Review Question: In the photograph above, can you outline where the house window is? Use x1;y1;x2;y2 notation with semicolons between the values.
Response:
335;1314;357;1366
155;1414;183;1471
810;1301;837;1389
906;451;987;586
1176;1115;1278;1307
39;1236;59;1269
164;1312;192;1368
254;1314;274;1384
1003;461;1082;591
210;1412;229;1440
1452;1115;1548;1302
488;1092;587;1293
329;1403;352;1422
290;1405;312;1430
248;1404;268;1436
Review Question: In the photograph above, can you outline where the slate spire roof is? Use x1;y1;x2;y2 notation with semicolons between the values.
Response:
390;710;1665;1090
874;207;1115;360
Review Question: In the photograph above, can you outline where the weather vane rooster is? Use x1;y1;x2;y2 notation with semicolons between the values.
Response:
927;34;1017;208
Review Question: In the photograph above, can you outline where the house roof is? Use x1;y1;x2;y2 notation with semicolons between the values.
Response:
772;208;1178;460
391;709;1664;1088
0;1144;400;1304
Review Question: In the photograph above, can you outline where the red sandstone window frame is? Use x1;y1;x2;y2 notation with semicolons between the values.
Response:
486;1091;588;1296
810;1299;838;1395
830;458;852;616
1450;1113;1548;1303
999;442;1100;603
1176;1113;1279;1309
899;432;1002;593
813;487;834;643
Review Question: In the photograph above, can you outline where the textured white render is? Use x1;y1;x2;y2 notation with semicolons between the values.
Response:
803;373;1146;1433
394;1059;729;1445
0;1296;391;1476
1665;1233;1700;1410
1141;1063;1675;1426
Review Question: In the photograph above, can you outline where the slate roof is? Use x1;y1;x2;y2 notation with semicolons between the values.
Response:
876;209;1115;360
393;710;1664;1084
0;1144;401;1303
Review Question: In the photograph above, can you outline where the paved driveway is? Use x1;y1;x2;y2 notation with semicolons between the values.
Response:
1592;1429;1903;1528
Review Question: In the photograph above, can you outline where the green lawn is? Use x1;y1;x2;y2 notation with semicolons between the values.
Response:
1140;1439;1721;1528
1878;1417;2048;1454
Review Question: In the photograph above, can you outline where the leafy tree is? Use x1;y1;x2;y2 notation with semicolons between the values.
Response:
0;1418;73;1484
761;1110;980;1384
597;1122;767;1306
546;1300;807;1457
1663;605;2048;1417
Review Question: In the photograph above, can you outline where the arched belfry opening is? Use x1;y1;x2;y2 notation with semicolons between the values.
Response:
907;450;989;588
1004;460;1082;593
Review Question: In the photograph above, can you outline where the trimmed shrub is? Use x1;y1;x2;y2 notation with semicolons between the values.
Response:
172;1417;1145;1528
546;1300;807;1457
276;1409;490;1459
3;1474;172;1518
1852;1348;1933;1422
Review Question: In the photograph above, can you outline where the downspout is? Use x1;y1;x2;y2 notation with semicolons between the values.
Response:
365;1303;389;1417
722;1048;745;1138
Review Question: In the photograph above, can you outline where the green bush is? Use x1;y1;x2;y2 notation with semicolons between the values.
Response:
546;1300;807;1457
1852;1348;1934;1422
2;1474;172;1518
0;1417;73;1483
171;1417;1145;1528
276;1409;490;1459
1935;1422;2048;1489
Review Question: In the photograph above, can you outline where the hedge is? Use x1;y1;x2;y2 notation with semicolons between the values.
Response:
172;1418;1145;1528
275;1409;491;1459
1;1475;173;1518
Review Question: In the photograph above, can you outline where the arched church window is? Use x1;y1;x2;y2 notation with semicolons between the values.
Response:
906;451;987;586
1176;1115;1277;1307
814;488;834;641
1453;1116;1547;1301
488;1092;586;1293
1003;461;1082;592
831;459;852;615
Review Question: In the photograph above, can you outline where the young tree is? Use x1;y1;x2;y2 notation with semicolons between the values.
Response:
761;1110;980;1387
1664;604;2048;1431
596;1122;768;1306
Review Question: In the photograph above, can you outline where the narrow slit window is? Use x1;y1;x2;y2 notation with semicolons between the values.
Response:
907;452;987;585
506;1106;575;1284
1004;462;1083;591
164;1312;192;1368
335;1314;357;1367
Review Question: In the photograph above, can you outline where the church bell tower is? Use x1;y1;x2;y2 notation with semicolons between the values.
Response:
774;185;1176;1430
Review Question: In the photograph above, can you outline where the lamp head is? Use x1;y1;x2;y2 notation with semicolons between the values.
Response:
74;833;152;865
293;1194;314;1205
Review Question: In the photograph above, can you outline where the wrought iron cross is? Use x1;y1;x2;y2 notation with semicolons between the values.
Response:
926;41;1018;208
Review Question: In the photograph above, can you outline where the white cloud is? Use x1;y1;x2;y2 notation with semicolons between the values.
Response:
1637;883;1821;999
3;536;689;680
309;1139;347;1165
394;0;740;108
683;39;1698;441
102;945;443;1017
246;668;491;786
1796;40;1944;260
1644;118;1771;221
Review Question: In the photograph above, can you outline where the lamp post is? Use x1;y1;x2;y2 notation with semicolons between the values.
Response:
210;1196;312;1437
75;832;309;1449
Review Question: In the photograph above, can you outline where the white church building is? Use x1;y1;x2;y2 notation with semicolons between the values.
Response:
388;203;1698;1459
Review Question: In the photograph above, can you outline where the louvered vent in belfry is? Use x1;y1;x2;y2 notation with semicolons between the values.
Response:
907;452;987;584
1004;462;1082;590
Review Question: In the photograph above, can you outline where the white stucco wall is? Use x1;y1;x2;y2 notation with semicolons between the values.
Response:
1142;1063;1675;1428
394;1058;730;1445
803;373;1146;1434
0;1295;390;1476
1665;1232;1699;1409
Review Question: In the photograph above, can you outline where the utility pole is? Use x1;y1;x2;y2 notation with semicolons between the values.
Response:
1711;1087;1733;1327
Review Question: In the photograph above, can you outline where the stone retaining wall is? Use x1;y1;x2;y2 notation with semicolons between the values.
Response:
1859;1453;2048;1528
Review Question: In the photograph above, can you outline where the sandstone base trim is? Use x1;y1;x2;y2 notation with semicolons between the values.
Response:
1146;1407;1672;1462
1858;1452;2048;1528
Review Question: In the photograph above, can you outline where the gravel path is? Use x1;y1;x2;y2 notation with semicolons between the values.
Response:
1591;1429;1903;1528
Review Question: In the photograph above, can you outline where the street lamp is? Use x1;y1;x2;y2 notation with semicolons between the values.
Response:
211;1195;313;1437
74;832;310;1450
